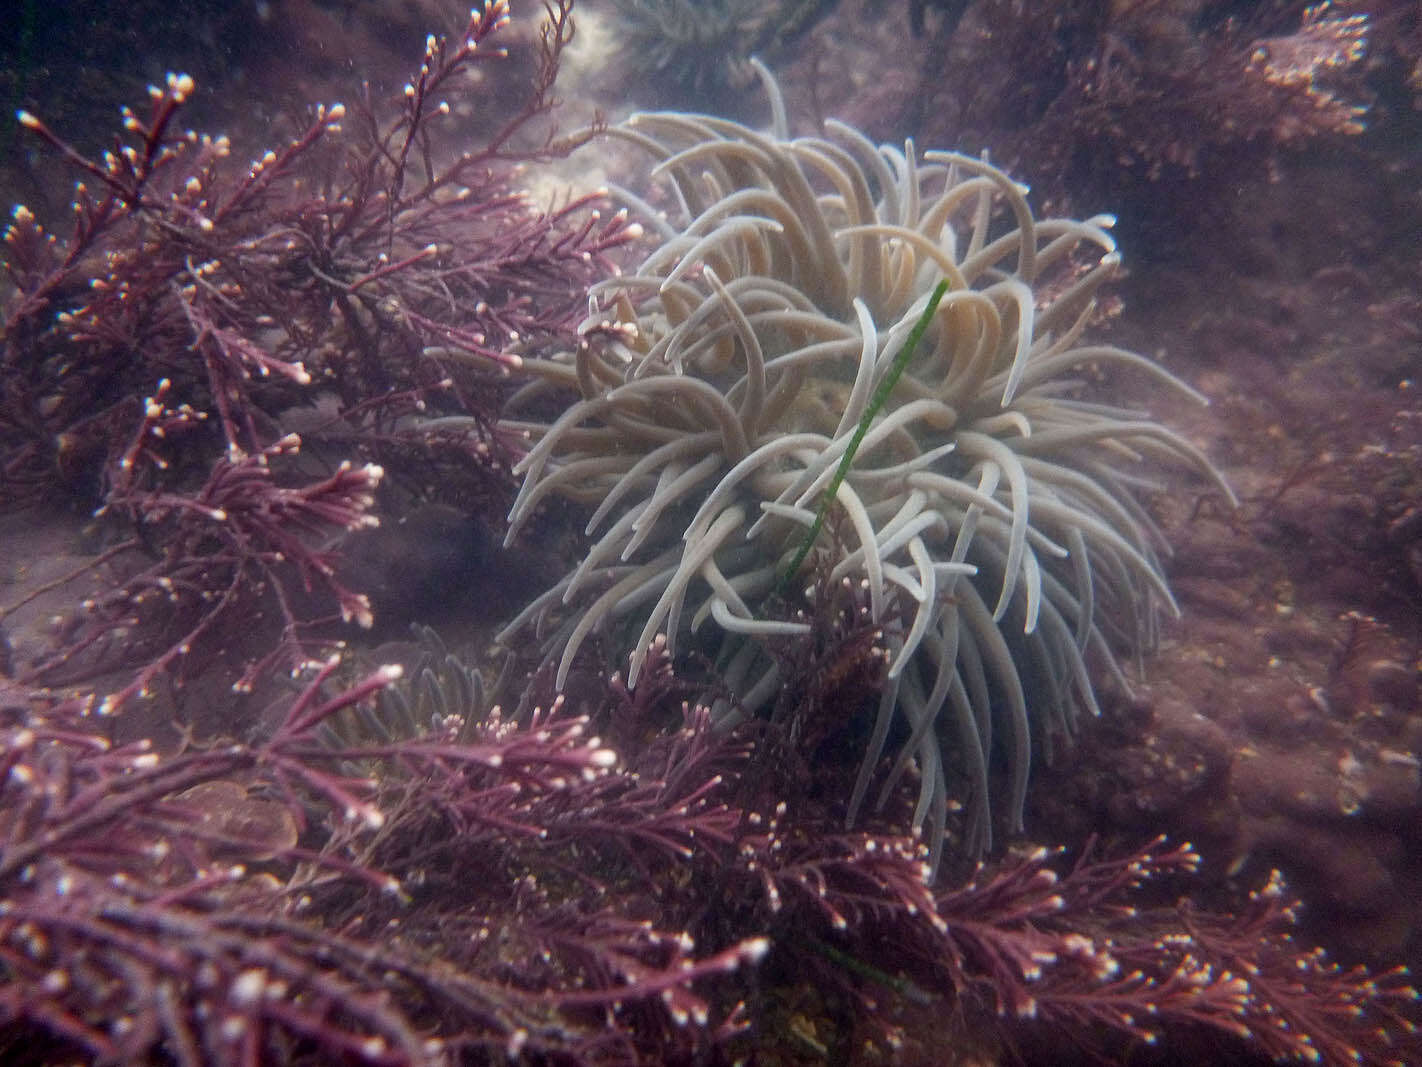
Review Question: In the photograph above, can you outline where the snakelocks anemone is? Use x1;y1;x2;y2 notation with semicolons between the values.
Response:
499;68;1233;872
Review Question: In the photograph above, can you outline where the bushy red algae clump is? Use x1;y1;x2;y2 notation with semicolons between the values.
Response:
1;0;636;708
1;629;1415;1065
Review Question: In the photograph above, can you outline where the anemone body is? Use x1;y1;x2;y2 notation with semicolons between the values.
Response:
499;80;1232;868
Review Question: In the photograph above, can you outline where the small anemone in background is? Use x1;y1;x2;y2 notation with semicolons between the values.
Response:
319;625;488;755
605;0;773;95
499;66;1235;873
